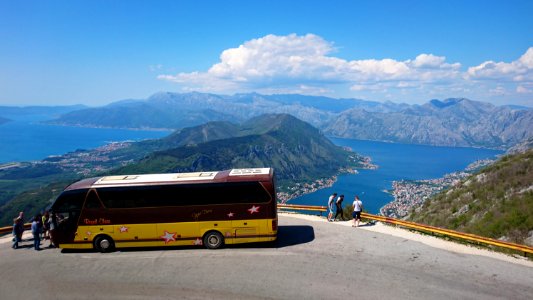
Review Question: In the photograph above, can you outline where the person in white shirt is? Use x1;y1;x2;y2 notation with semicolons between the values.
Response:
327;193;337;221
352;195;363;227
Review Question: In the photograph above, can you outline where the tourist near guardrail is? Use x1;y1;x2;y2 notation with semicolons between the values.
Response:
2;205;532;256
0;223;31;235
278;204;533;256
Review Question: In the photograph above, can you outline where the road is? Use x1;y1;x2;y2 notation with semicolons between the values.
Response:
1;214;532;299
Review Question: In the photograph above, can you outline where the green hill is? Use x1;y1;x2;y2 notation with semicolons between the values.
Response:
408;149;533;246
116;114;362;187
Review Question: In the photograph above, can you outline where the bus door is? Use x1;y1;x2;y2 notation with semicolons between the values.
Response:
79;190;114;242
51;189;87;245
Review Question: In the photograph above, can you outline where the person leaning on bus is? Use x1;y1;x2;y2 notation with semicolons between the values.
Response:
48;212;58;248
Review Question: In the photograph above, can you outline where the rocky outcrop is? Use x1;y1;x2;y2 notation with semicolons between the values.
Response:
325;98;533;149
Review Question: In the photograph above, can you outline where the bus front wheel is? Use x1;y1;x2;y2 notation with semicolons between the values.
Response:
94;235;115;253
203;231;224;249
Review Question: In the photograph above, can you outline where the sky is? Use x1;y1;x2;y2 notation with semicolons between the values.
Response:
1;0;532;107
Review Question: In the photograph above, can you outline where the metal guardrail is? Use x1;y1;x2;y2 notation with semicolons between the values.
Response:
0;223;32;236
361;213;533;256
278;203;328;213
278;204;533;256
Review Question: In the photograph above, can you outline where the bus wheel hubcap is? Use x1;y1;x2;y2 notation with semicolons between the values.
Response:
100;240;110;249
209;236;219;246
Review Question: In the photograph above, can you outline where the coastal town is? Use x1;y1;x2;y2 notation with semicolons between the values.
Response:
277;176;338;203
380;159;496;219
0;141;136;177
48;141;137;175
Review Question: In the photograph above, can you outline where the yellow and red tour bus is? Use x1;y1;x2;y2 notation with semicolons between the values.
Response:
50;168;278;252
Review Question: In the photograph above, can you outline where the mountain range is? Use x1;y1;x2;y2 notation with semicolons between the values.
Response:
47;92;532;149
327;99;532;148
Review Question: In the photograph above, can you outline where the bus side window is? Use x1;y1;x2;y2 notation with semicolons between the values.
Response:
85;190;102;209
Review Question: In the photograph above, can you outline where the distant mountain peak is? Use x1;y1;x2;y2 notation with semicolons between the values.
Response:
429;98;464;108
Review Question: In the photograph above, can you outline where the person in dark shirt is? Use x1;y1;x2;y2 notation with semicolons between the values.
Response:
12;216;24;249
334;194;345;221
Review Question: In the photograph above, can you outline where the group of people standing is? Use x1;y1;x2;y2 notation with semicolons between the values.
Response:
12;210;59;250
327;192;364;227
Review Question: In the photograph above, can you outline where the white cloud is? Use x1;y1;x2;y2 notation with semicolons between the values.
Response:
159;34;532;104
160;34;462;92
467;47;533;81
411;54;446;68
490;86;507;96
519;47;533;68
516;85;531;94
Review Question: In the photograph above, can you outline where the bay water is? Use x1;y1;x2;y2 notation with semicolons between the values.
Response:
0;120;170;163
0;119;504;214
290;138;503;214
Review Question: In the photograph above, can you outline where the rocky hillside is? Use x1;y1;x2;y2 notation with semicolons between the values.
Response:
47;92;532;149
507;137;533;155
326;98;533;149
408;149;533;246
116;114;363;186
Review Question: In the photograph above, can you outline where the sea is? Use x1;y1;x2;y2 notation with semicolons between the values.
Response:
290;137;503;214
0;117;170;163
0;118;503;214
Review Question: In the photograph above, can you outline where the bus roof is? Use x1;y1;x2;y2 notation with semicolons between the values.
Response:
64;168;273;191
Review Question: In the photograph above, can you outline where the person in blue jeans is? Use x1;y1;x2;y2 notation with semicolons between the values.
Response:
12;217;24;249
31;216;42;250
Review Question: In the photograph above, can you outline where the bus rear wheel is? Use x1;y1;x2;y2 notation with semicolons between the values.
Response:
203;231;224;249
94;235;115;253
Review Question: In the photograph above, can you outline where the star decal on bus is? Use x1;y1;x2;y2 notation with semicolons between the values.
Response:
86;231;92;236
227;212;235;218
248;205;260;214
160;231;177;244
194;238;203;245
119;226;129;233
